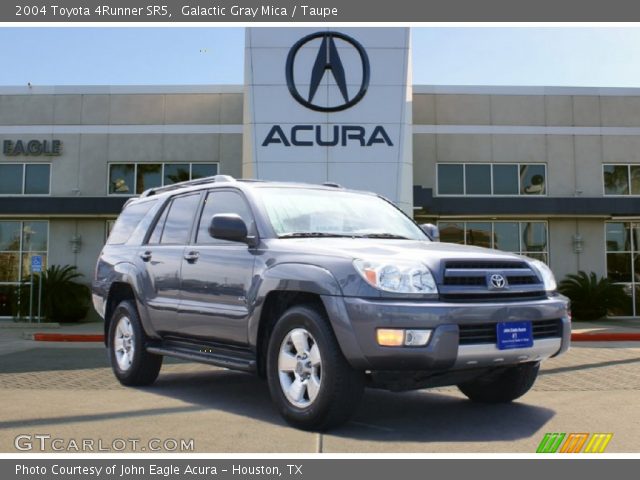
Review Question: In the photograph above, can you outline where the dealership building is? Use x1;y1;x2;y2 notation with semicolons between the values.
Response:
1;27;640;318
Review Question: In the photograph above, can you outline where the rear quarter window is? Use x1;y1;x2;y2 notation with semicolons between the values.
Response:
106;200;156;245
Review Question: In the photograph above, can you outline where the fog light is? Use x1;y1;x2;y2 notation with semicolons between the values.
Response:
404;329;432;346
376;329;404;347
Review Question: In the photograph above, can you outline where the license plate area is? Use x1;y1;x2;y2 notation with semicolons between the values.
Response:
496;321;533;350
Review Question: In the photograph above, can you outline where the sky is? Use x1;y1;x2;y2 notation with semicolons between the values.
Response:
1;27;640;87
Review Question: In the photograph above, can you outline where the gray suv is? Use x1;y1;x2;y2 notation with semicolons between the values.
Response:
93;175;570;430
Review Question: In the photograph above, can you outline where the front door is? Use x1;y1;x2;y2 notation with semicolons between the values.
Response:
178;189;257;344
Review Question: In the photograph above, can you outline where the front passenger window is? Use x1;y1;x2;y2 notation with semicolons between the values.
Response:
196;190;255;244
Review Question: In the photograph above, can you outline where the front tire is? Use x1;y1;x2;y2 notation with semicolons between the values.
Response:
457;362;540;403
266;305;365;431
108;300;162;386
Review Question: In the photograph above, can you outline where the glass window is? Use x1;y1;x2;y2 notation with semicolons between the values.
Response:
24;164;50;194
0;164;23;194
191;163;218;179
136;164;162;194
520;164;546;195
109;164;135;194
107;201;155;245
603;165;630;195
197;190;255;244
631;166;640;195
607;253;632;282
465;222;492;248
164;164;191;186
606;221;640;316
437;220;548;261
438;164;464;195
465;164;491;195
606;223;632;252
438;222;464;244
0;220;49;315
493;164;519;195
521;222;547;253
22;222;48;252
160;194;201;245
493;222;520;252
0;253;20;282
147;204;169;245
0;221;21;251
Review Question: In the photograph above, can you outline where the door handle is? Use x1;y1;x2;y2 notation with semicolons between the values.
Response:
184;251;200;263
140;251;152;262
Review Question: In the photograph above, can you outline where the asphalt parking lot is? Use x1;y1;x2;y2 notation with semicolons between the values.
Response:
0;331;639;453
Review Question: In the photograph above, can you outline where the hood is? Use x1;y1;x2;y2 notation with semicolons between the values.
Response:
266;238;527;266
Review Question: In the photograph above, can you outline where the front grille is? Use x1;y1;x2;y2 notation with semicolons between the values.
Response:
443;276;486;286
444;260;529;270
441;259;543;301
507;275;539;285
440;291;547;302
458;319;563;345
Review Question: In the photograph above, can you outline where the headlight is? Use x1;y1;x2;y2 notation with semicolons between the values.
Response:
529;259;557;292
353;259;438;294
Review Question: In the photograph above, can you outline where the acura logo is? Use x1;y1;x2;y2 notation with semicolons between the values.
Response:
285;31;370;112
489;273;507;289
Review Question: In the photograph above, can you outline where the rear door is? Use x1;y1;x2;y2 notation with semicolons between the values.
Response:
137;192;201;335
178;188;258;344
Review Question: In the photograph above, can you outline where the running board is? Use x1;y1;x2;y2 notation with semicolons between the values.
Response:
146;344;256;372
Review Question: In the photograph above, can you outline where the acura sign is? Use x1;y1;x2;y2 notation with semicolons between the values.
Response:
285;31;370;112
263;31;392;148
243;28;413;212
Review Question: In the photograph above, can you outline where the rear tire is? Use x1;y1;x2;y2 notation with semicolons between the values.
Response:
266;304;365;431
457;362;539;403
108;300;162;386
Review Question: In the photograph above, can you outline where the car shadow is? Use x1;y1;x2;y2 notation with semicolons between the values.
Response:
147;368;554;442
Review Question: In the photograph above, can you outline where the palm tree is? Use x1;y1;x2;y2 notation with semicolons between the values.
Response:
558;271;631;320
19;265;90;322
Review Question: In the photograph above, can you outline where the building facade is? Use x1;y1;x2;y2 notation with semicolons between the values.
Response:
1;29;640;319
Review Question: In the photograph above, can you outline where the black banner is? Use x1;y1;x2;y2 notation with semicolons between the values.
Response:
4;0;640;22
3;459;640;480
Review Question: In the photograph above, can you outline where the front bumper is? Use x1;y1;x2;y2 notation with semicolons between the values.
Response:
321;295;570;370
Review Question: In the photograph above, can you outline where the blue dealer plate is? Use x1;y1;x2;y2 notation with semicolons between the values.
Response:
496;321;533;350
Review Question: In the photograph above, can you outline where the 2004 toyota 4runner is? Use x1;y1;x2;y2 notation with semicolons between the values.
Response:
92;175;570;430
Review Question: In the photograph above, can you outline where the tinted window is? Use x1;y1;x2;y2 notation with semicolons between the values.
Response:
160;194;201;245
24;164;50;194
107;201;155;245
465;164;491;195
147;203;169;245
493;165;519;195
438;164;464;195
604;165;630;195
0;165;23;194
197;190;255;244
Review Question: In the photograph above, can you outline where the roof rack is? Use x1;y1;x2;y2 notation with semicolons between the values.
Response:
140;175;235;197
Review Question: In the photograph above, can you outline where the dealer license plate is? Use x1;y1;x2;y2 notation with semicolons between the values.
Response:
496;321;533;350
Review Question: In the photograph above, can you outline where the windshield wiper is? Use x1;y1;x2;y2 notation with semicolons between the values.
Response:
360;233;410;239
278;232;359;239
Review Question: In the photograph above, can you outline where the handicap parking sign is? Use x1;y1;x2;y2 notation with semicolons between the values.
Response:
31;255;43;273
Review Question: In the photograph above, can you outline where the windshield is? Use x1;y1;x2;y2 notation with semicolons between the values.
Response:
255;187;428;240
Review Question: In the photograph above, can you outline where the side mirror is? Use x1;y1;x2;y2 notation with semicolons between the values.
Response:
209;214;254;245
420;223;440;242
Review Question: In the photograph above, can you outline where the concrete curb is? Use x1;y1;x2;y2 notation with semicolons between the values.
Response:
0;323;60;329
30;333;104;342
